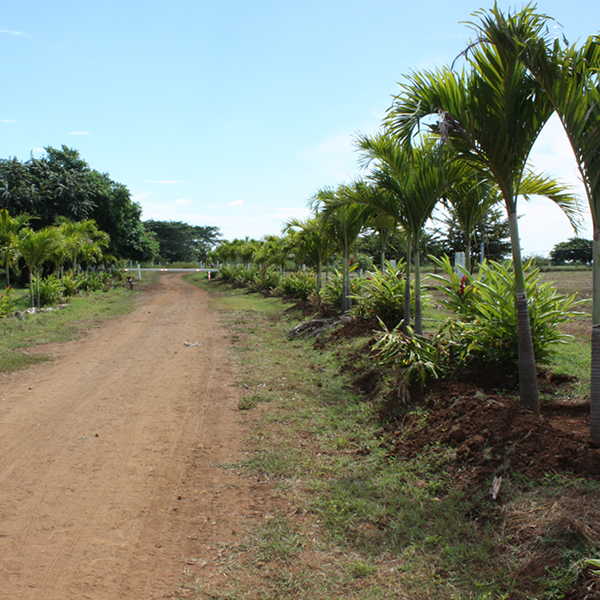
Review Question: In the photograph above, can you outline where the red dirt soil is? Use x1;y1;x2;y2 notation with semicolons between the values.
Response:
0;273;255;599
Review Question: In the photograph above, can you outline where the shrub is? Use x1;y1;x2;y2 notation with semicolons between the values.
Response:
38;274;65;306
373;321;450;401
430;255;585;374
322;268;364;310
277;270;317;301
61;271;83;297
249;266;281;294
352;260;407;328
0;286;15;317
79;273;102;292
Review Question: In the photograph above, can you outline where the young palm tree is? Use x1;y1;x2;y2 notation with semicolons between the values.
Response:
355;133;449;335
314;186;370;312
386;39;579;414
284;215;336;295
470;3;600;437
0;209;30;286
18;227;62;308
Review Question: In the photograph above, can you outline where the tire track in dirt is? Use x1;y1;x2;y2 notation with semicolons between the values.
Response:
0;273;248;599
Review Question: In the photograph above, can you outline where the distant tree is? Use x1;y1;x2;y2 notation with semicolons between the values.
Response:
431;206;511;267
550;237;593;266
144;220;220;263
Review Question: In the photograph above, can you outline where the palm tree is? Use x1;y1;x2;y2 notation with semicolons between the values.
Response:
355;133;449;335
314;186;370;312
18;227;62;308
0;209;30;286
386;38;579;415
469;3;600;437
284;215;336;295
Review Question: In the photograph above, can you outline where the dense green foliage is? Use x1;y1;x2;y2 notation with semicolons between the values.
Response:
550;237;593;266
0;146;157;261
144;220;220;263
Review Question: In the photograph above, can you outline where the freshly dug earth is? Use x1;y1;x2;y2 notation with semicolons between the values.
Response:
387;381;600;487
0;273;256;599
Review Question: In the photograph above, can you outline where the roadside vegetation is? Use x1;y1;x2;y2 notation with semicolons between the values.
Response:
185;272;598;600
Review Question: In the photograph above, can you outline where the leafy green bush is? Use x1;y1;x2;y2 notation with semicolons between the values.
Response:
61;271;83;297
430;256;585;373
249;266;281;294
322;268;364;309
373;322;450;401
79;273;102;292
352;260;407;328
277;270;317;301
0;286;15;317
38;274;65;306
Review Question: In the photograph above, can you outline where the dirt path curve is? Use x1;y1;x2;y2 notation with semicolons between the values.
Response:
0;273;250;599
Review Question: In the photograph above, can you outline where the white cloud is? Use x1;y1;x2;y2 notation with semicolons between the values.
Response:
69;131;90;135
175;198;191;205
0;119;19;123
206;203;219;208
0;28;25;37
132;191;153;204
227;199;244;207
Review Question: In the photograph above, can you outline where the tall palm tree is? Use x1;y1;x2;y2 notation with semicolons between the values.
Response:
355;133;449;335
386;39;579;415
0;209;30;286
470;3;600;437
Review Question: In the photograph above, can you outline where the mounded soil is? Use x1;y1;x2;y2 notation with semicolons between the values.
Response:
0;273;257;599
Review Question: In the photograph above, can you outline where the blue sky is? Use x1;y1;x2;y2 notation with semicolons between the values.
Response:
0;0;597;256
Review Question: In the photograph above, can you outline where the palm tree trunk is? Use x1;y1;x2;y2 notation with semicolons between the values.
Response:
591;231;600;440
342;246;351;312
414;244;423;336
29;269;34;308
507;210;540;415
465;238;472;274
403;237;412;334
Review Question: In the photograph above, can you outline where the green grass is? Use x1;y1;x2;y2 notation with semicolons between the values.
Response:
184;279;600;600
185;272;293;313
0;275;156;374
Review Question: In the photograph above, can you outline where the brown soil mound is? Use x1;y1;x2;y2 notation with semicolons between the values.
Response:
387;382;600;487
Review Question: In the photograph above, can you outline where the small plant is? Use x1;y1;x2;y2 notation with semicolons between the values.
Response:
61;271;83;297
322;267;363;309
38;274;65;306
0;286;15;317
430;256;585;375
352;260;407;328
277;270;317;301
373;321;449;401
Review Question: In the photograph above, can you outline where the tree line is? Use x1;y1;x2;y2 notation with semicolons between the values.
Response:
210;6;600;441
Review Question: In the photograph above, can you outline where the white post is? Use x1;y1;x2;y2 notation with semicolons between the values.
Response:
454;252;466;273
137;263;142;281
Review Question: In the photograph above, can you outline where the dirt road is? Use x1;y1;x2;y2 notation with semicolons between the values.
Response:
0;273;250;599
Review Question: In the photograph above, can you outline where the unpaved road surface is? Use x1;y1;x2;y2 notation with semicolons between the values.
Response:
0;273;251;599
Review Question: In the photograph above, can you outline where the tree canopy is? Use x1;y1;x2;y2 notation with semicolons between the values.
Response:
550;237;593;265
144;220;220;263
0;146;158;261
